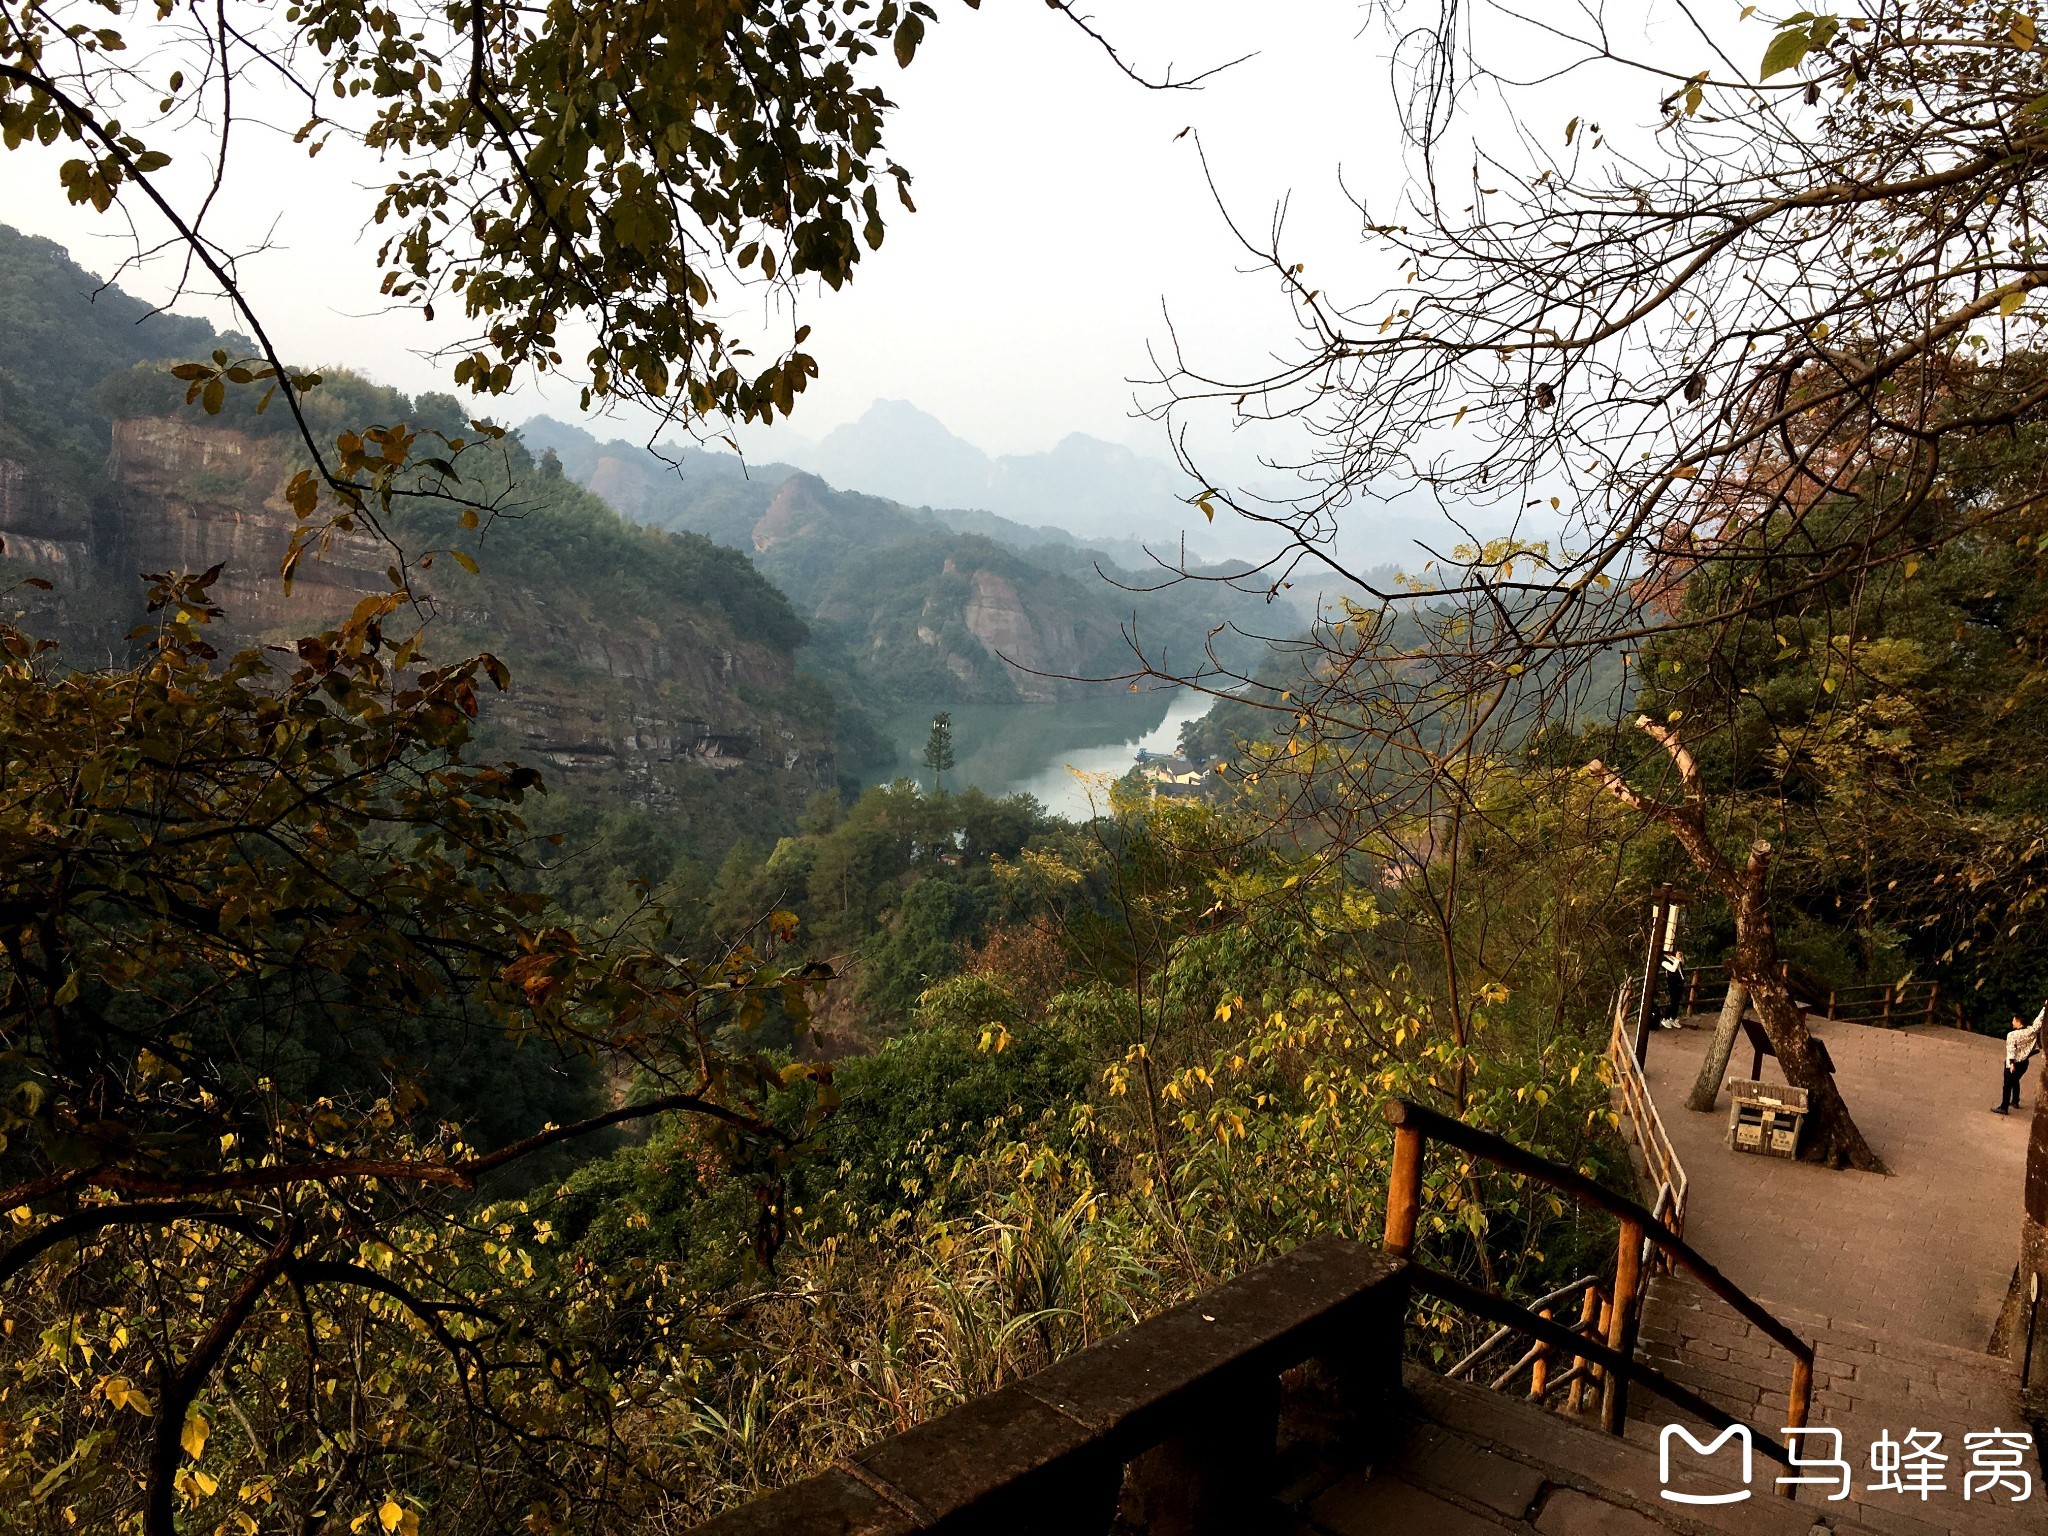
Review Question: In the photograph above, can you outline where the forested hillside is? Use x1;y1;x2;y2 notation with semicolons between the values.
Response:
0;226;230;490
0;230;842;869
0;229;1647;1536
11;0;2048;1528
522;414;1299;707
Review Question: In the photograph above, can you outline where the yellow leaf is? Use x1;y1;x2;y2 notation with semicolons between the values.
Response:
181;1410;209;1460
450;549;479;575
1671;465;1700;480
101;1375;151;1415
379;1499;405;1534
2013;14;2037;49
2001;289;2027;317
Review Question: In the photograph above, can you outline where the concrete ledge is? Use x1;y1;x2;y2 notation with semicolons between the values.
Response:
688;1239;1408;1535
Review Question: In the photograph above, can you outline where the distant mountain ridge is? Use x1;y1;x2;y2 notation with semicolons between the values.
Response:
725;398;1480;579
522;412;1185;575
739;399;1231;557
518;415;1301;709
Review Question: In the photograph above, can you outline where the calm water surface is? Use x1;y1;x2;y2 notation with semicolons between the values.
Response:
879;689;1211;822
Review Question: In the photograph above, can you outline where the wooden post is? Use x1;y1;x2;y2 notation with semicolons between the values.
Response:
1636;891;1671;1069
1588;1297;1612;1403
1601;1217;1645;1434
1782;1355;1814;1500
1383;1124;1424;1259
1925;985;1939;1027
1567;1287;1600;1415
1882;986;1892;1027
1529;1309;1553;1401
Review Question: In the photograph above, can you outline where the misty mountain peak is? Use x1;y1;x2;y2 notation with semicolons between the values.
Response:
811;399;992;509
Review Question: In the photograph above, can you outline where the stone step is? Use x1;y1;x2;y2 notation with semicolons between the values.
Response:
1291;1364;1865;1535
1632;1276;2041;1536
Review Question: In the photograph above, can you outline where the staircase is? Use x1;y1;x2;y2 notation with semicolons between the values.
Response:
1289;1365;1841;1536
691;1093;2038;1535
1634;1275;2041;1536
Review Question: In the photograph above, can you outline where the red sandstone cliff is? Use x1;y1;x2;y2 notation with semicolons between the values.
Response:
0;418;836;806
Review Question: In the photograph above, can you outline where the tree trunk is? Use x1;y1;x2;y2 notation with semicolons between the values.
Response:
1588;720;1885;1172
1684;981;1748;1113
1729;876;1886;1172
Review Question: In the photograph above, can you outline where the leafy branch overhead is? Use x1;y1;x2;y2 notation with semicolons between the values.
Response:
2;0;981;577
4;0;970;424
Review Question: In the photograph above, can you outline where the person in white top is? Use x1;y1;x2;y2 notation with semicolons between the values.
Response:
1996;1004;2045;1114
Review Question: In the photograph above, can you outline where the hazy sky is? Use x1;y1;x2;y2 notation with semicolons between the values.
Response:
3;4;1406;463
4;3;1731;493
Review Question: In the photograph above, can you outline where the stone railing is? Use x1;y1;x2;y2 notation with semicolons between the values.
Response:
690;1239;1407;1535
690;1101;1815;1533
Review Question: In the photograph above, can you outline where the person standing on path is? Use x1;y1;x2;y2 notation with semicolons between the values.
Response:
1659;949;1688;1029
1997;1003;2044;1114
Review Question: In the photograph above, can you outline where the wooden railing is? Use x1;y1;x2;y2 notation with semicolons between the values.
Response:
1381;1098;1812;1486
1607;978;1688;1237
1448;1271;1611;1413
1679;963;1966;1029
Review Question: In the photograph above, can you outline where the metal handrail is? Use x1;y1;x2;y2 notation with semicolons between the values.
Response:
1380;1097;1813;1488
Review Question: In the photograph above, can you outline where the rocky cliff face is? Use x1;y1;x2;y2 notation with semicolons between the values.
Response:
959;568;1092;703
0;418;837;825
106;416;394;631
745;475;1125;703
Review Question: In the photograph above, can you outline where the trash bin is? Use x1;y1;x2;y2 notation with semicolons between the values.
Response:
1726;1078;1808;1159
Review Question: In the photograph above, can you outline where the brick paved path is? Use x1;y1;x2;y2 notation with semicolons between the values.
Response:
1635;1275;2041;1536
1637;1016;2028;1352
1623;1015;2040;1534
1297;1367;1854;1536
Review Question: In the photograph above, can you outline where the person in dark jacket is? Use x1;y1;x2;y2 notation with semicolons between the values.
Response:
1659;950;1689;1029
